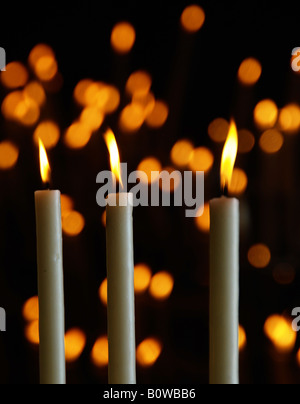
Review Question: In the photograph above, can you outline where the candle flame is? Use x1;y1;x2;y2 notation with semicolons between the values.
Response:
220;119;238;192
103;128;123;189
38;138;51;185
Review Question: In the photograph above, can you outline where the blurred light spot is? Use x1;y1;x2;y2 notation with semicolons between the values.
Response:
34;55;58;82
238;129;255;153
188;147;214;174
65;328;86;362
98;278;108;306
91;336;109;367
264;315;296;353
171;139;194;168
80;106;104;131
248;244;271;268
237;58;262;86
149;271;174;301
132;92;155;117
228;168;248;196
25;319;39;345
22;296;39;322
23;81;46;107
101;85;120;114
137;157;162;184
134;263;152;294
73;79;94;106
28;44;55;68
180;5;205;33
126;71;152;97
61;194;74;218
272;263;296;286
195;202;210;233
119;103;145;133
239;325;247;351
159;167;182;193
145;100;169;128
33;121;60;150
1;91;24;120
278;103;300;134
254;99;278;130
111;22;136;54
208;118;229;143
1;61;28;88
15;97;40;126
0;141;19;170
136;338;163;367
62;210;85;236
259;129;284;154
64;121;92;149
101;210;106;228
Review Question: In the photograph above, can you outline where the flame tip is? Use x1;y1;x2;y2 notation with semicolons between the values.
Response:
220;119;238;191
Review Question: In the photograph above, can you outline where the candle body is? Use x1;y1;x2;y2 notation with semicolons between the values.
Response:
35;190;66;384
209;196;239;385
106;193;136;385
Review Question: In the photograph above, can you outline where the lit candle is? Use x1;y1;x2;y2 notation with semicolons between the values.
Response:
104;129;136;385
35;139;66;384
209;120;239;385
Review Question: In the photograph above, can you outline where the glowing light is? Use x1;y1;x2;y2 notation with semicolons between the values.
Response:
101;210;107;227
103;128;123;188
195;202;210;233
0;141;19;170
60;194;74;216
1;91;24;120
23;81;46;107
134;264;152;294
259;129;284;154
25;319;39;345
1;61;29;89
188;147;214;174
254;99;278;129
22;296;39;322
136;338;163;367
64;328;86;362
237;58;262;86
64;121;92;149
91;336;109;367
39;138;51;184
239;325;247;351
73;79;94;106
170;139;194;168
264;315;296;353
278;103;300;134
132;92;155;117
98;278;108;306
126;71;152;97
208;118;229;143
228;168;248;196
137;157;162;184
145;100;169;128
80;106;104;131
238;129;255;154
62;211;85;237
248;244;271;269
111;22;136;54
180;5;205;33
29;44;58;82
149;271;174;301
15;97;40;126
33;121;60;150
119;103;145;133
220;120;238;192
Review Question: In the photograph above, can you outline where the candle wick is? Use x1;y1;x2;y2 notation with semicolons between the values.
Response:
222;183;229;198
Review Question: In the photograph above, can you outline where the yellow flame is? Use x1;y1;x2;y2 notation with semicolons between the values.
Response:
38;138;51;184
103;128;123;188
220;119;238;192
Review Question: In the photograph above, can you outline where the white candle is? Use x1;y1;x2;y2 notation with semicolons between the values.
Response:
104;129;136;385
209;120;240;385
35;139;66;384
106;193;136;384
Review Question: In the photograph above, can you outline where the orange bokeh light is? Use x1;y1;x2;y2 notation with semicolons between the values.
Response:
111;22;136;54
0;141;19;170
91;336;109;367
149;271;174;301
238;58;262;86
180;5;205;33
136;338;163;367
64;328;86;362
1;61;29;89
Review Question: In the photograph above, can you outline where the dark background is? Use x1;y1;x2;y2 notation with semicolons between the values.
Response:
1;0;300;384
